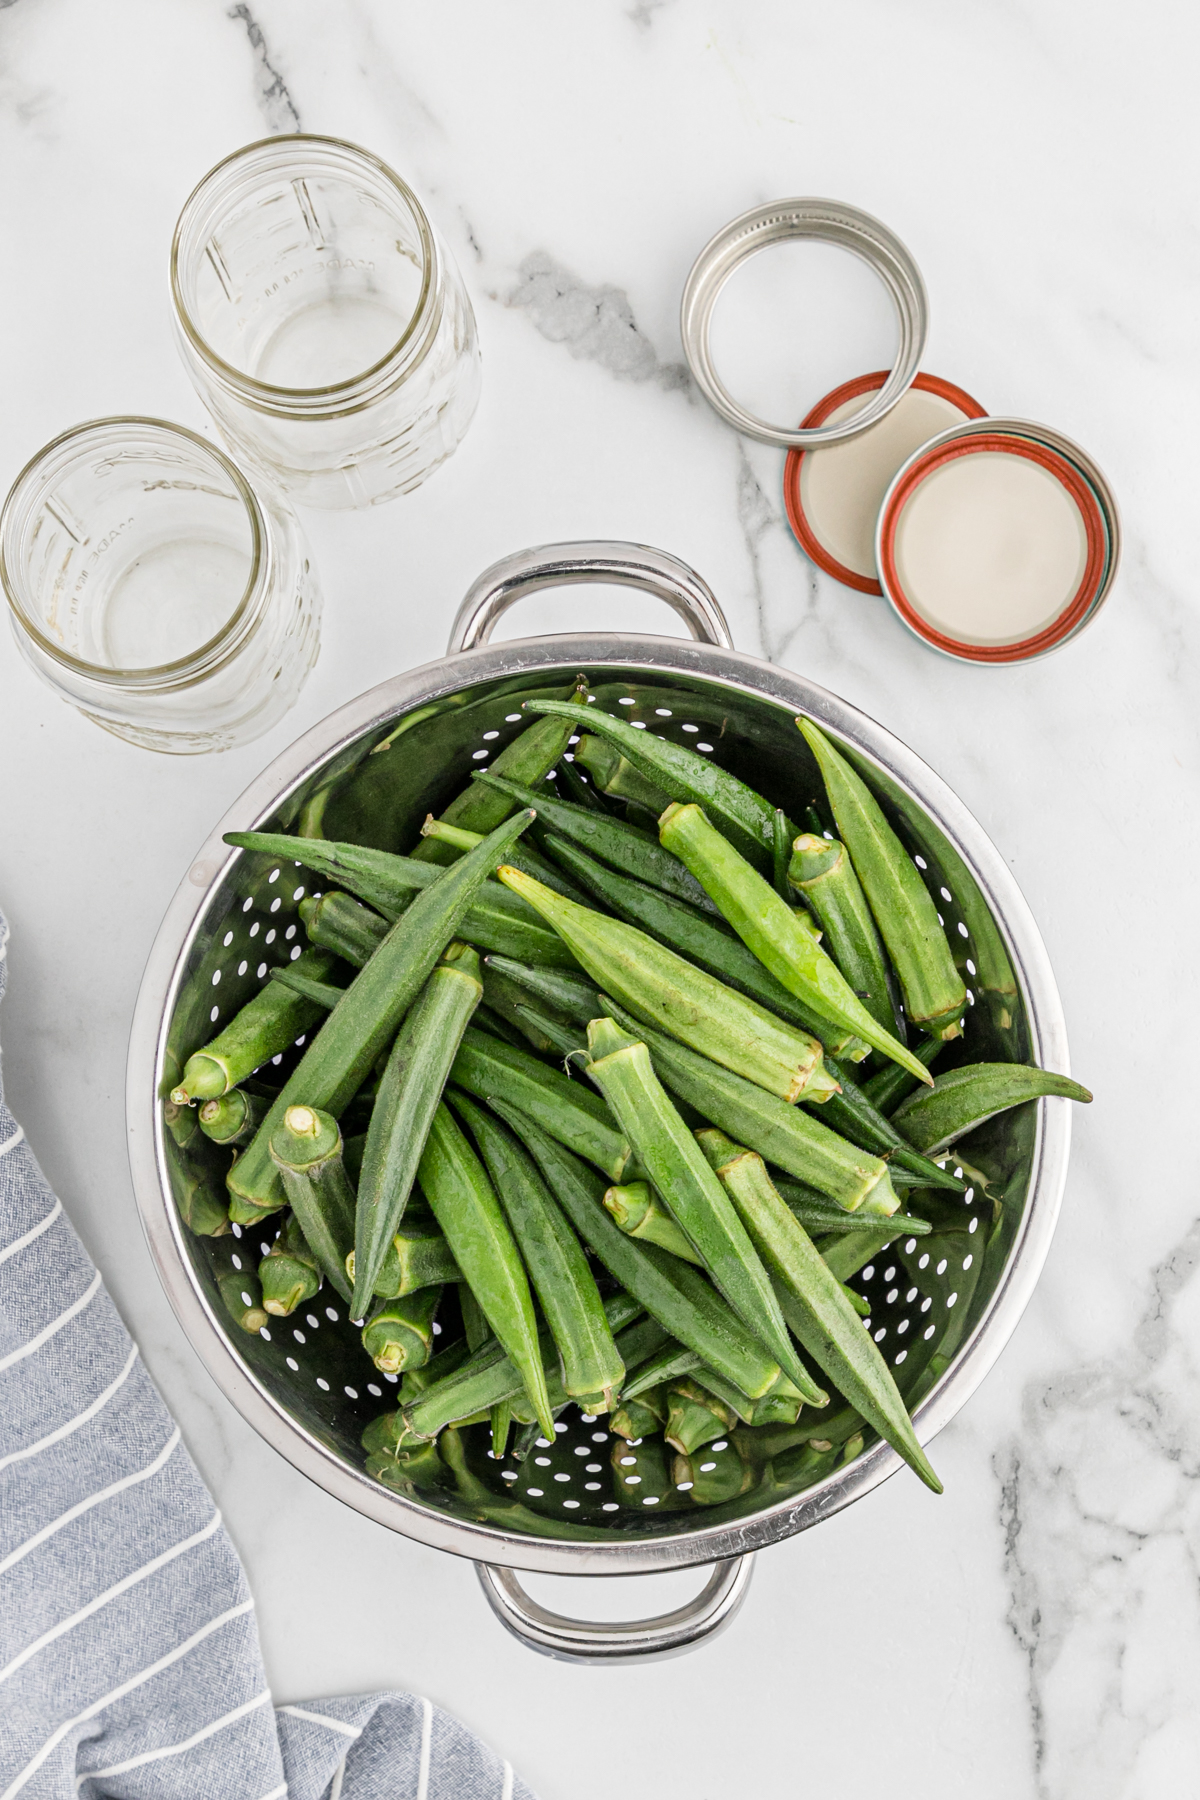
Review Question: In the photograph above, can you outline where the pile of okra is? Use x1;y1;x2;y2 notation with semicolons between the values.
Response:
165;684;1090;1512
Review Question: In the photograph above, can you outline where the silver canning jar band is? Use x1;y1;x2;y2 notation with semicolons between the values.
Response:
680;198;929;450
170;135;481;510
0;418;321;755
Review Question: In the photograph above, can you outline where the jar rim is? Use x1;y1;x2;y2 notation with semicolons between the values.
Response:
170;133;438;407
0;417;268;689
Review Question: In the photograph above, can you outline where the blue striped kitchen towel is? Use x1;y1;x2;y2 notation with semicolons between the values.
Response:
0;908;535;1800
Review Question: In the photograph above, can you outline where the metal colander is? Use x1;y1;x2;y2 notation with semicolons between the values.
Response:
128;541;1070;1662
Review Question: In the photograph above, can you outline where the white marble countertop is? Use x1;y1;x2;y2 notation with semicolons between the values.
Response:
1;2;1195;1794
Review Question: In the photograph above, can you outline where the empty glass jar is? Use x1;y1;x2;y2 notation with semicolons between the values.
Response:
170;134;482;509
0;418;321;753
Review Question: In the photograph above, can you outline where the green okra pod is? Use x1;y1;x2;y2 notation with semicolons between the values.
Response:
227;810;537;1213
351;941;483;1318
472;1004;528;1051
402;1290;642;1438
773;1176;931;1238
482;957;600;1021
216;1257;269;1335
233;830;579;970
557;748;613;813
493;1098;783;1400
523;698;785;872
366;1439;451;1494
417;1102;556;1439
414;678;589;863
788;832;898;1036
664;1378;738;1455
170;947;339;1104
300;891;389;966
480;965;561;1053
497;868;834;1104
573;733;672;814
419;815;586;901
659;802;933;1086
473;769;719;914
611;1312;673;1376
697;1129;940;1493
585;1018;822;1402
514;1003;586;1060
816;1057;965;1191
198;1088;270;1149
610;1391;668;1442
621;1341;701;1402
269;1106;356;1303
818;1227;906;1284
448;1091;625;1406
599;996;900;1216
362;1286;442;1374
347;1221;460;1300
797;719;968;1038
861;1036;946;1114
259;1213;321;1316
540;832;863;1061
772;809;792;904
892;1062;1092;1154
399;1336;472;1402
450;1026;637;1183
163;1128;229;1238
610;1434;680;1510
603;1180;703;1264
269;965;347;1012
672;1441;757;1507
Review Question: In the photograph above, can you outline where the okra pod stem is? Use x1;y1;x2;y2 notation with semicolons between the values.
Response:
788;833;898;1037
697;1129;941;1493
473;768;720;914
493;1098;783;1400
523;698;785;872
672;1441;756;1507
797;719;968;1038
227;809;537;1213
659;802;932;1086
497;867;833;1104
665;1378;738;1455
170;946;339;1103
259;1213;321;1316
585;1017;822;1400
573;734;671;814
610;1391;668;1442
198;1088;270;1148
540;832;860;1062
598;996;899;1215
450;1025;637;1183
269;1106;356;1303
417;1102;556;1439
603;1181;703;1264
362;1287;442;1375
216;1258;269;1335
891;1062;1092;1154
448;1091;625;1406
351;942;483;1318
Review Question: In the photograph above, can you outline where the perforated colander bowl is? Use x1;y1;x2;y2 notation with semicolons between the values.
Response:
128;541;1071;1662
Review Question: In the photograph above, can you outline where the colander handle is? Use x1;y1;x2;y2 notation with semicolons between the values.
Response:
446;540;734;654
474;1554;754;1664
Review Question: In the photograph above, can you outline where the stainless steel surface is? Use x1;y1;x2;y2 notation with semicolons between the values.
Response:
448;540;733;654
680;199;929;450
875;416;1122;664
476;1556;755;1664
128;538;1071;1598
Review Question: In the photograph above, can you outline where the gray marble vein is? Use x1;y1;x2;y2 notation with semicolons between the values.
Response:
228;2;302;133
505;251;688;389
997;1219;1200;1798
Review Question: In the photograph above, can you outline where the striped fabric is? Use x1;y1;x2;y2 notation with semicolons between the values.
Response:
0;910;535;1800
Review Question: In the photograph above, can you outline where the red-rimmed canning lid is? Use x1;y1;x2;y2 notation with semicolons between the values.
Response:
783;371;987;596
876;429;1110;664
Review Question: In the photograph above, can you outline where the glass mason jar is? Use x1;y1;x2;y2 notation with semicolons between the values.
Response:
0;418;321;754
170;135;482;509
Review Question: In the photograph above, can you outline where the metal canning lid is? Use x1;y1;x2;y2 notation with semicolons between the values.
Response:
875;418;1120;665
783;371;987;595
680;199;929;450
